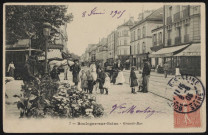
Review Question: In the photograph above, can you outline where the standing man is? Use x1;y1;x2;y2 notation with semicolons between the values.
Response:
70;59;81;87
7;61;15;78
163;62;169;78
22;56;40;85
142;59;151;93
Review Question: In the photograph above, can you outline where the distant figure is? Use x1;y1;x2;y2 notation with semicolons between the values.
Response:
63;65;69;80
163;62;169;78
129;66;138;94
70;59;81;87
80;70;88;92
22;57;40;84
7;61;15;78
115;60;125;85
90;61;98;92
142;59;151;93
86;70;94;94
103;72;110;95
50;66;60;81
97;68;106;94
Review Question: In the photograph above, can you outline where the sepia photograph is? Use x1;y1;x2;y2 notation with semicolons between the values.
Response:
3;2;206;133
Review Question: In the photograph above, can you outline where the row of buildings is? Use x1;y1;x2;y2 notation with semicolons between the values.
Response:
82;5;201;76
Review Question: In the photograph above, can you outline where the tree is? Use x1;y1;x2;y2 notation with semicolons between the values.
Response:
6;5;73;50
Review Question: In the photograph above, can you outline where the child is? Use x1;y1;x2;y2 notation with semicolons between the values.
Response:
103;72;110;95
129;66;138;94
80;70;88;92
86;70;94;94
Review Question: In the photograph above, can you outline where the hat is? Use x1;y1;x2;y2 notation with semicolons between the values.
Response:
131;66;136;70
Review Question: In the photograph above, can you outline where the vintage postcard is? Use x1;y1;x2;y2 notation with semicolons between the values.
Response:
3;2;206;133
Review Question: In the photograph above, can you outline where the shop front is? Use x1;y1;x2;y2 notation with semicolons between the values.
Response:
149;44;189;74
149;43;201;76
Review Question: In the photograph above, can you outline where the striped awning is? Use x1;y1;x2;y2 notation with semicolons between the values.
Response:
174;43;201;56
149;44;189;58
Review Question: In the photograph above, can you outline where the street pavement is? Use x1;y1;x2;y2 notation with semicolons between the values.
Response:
5;68;174;120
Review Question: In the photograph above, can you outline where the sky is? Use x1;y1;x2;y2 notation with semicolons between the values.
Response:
66;3;163;56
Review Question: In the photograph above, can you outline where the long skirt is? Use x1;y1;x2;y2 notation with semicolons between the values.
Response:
73;73;80;83
111;71;118;84
116;71;125;84
9;69;14;77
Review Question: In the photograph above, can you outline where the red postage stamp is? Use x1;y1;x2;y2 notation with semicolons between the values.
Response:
167;75;205;128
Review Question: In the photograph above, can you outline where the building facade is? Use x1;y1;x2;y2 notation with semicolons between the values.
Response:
150;26;164;68
117;17;134;64
130;8;163;69
96;38;108;66
149;5;201;76
107;31;118;64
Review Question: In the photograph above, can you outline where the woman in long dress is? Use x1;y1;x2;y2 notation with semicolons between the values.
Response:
7;61;15;78
116;69;125;85
115;60;125;85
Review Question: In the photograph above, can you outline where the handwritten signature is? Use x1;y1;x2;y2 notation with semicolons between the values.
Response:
110;103;165;119
82;7;126;19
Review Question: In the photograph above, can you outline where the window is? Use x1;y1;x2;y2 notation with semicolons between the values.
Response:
142;42;146;53
177;27;181;38
138;29;141;39
137;43;140;54
131;32;134;42
124;49;127;55
184;24;188;35
123;30;128;36
142;26;146;37
159;32;162;44
134;45;137;54
169;6;172;16
124;39;127;45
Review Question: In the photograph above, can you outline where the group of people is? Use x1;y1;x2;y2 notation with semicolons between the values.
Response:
129;59;151;94
8;55;152;95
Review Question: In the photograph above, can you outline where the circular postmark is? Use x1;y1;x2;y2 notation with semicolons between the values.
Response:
167;75;205;114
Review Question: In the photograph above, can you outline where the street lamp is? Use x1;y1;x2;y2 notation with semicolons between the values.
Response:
43;22;51;74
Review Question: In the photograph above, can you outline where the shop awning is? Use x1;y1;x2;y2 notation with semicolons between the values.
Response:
174;43;201;56
38;49;63;60
149;44;189;58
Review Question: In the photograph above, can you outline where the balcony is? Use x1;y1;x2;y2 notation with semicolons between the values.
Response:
174;12;181;22
167;39;171;46
175;37;181;45
167;16;172;25
184;34;189;43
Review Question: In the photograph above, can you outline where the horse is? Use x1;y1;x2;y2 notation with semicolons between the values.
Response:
48;59;74;71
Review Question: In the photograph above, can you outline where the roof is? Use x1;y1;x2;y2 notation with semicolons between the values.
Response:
175;43;201;56
149;44;189;58
117;18;134;28
131;7;163;29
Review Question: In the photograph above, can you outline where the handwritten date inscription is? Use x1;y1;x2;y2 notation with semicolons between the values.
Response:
82;7;126;19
